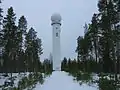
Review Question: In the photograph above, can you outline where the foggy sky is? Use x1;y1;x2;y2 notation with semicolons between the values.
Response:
2;0;98;60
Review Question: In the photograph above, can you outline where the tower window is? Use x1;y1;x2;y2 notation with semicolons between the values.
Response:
56;27;58;29
56;33;58;37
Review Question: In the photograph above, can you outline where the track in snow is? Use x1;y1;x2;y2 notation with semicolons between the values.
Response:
34;71;98;90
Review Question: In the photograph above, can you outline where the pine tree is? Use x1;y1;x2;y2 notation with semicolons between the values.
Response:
113;0;120;82
2;7;18;73
0;0;3;38
25;27;43;72
97;0;119;73
0;0;3;70
36;38;43;56
33;37;43;72
43;59;52;73
2;7;18;86
72;59;77;72
88;14;99;62
61;57;67;71
17;16;27;72
18;16;27;49
76;36;90;61
68;58;72;72
75;0;120;74
25;27;36;72
114;0;120;75
76;36;84;61
0;0;3;29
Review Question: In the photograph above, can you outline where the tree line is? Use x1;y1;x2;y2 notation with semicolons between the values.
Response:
0;0;45;73
61;0;120;82
76;0;120;74
61;57;100;73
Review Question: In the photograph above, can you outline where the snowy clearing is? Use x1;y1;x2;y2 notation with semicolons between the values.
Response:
34;71;98;90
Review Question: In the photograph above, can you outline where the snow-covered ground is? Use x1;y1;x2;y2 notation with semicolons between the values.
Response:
34;71;98;90
0;72;29;89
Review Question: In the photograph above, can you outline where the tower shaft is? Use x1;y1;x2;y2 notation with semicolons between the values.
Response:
52;24;61;71
51;13;62;71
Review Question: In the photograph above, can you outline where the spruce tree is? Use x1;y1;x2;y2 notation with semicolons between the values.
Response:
3;7;17;73
25;27;36;72
18;16;27;49
61;57;67;71
0;0;3;70
2;7;18;86
76;36;83;61
0;0;3;29
113;0;120;82
33;38;43;72
76;35;90;61
25;27;42;72
88;14;99;62
17;16;27;72
98;0;118;73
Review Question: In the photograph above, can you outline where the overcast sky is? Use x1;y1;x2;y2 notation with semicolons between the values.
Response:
2;0;98;60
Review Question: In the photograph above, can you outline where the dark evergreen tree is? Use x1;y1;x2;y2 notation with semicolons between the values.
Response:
2;7;18;74
36;38;43;56
114;0;120;77
17;16;27;72
75;0;120;75
25;27;36;72
113;0;120;81
33;37;43;72
25;27;43;72
0;0;3;71
61;57;67;71
0;0;3;28
98;0;119;73
88;14;99;62
76;36;84;61
43;59;52;74
76;36;90;61
67;58;72;72
18;16;27;48
72;59;77;72
0;2;44;74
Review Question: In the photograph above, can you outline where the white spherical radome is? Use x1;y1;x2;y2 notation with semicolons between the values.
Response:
51;13;62;22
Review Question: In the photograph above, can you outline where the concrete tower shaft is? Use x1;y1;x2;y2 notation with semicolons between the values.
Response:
51;13;61;71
